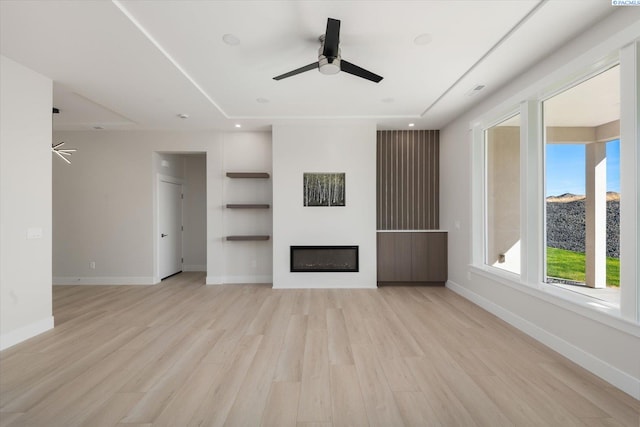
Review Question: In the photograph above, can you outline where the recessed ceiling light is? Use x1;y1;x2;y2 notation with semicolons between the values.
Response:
408;123;415;127
381;97;395;103
222;34;240;46
177;113;189;119
256;97;270;104
414;33;432;46
235;124;242;128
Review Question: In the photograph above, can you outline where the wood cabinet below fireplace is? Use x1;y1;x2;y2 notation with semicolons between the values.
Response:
377;231;447;285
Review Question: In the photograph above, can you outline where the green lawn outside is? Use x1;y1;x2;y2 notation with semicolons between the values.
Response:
546;247;619;287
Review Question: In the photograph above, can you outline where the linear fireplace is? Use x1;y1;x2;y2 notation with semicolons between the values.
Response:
290;246;359;272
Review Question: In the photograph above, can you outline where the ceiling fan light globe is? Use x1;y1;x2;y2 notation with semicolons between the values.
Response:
319;57;340;75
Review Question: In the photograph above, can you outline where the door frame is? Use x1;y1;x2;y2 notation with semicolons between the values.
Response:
155;174;184;283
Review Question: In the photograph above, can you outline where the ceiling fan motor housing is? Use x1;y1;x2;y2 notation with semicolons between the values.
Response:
318;45;341;75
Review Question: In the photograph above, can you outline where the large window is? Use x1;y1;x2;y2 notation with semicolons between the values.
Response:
473;39;638;323
485;114;520;274
472;35;640;323
543;65;620;303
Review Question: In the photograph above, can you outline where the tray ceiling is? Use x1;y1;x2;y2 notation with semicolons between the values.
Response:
0;1;614;131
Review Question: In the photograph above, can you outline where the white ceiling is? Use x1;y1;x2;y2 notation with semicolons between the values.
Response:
0;1;615;132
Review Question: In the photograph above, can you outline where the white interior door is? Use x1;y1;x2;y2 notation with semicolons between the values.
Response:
159;180;183;279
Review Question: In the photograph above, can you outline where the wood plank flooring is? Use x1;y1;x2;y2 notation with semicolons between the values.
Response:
1;272;638;426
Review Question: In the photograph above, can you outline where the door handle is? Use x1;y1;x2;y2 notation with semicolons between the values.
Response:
161;233;168;238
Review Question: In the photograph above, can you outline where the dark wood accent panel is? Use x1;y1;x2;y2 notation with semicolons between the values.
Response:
377;232;447;284
377;233;396;281
394;233;413;281
376;130;439;230
411;232;447;282
411;233;430;281
428;232;447;281
377;233;412;282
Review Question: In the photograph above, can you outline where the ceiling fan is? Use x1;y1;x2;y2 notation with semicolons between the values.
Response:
273;18;383;83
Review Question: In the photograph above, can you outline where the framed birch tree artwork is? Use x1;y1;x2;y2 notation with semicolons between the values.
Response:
303;173;346;206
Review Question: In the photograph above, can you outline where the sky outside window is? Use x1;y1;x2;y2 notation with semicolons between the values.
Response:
546;139;620;196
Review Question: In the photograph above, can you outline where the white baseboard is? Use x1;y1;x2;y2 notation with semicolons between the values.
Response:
446;279;640;400
223;275;273;284
183;265;206;272
53;276;156;285
206;276;276;285
206;276;223;285
272;282;377;289
0;316;54;351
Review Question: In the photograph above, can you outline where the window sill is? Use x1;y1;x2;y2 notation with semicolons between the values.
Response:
468;264;640;338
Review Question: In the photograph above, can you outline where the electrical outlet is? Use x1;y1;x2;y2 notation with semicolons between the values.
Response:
27;227;43;239
90;261;96;269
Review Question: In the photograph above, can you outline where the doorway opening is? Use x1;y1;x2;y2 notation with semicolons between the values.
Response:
154;152;207;283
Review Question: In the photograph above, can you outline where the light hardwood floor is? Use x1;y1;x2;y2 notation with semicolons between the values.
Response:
1;272;638;426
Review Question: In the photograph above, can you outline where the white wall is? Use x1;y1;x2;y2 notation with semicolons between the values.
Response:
155;152;186;180
272;121;377;289
0;56;54;350
52;131;271;285
440;10;640;398
53;123;375;290
183;154;207;271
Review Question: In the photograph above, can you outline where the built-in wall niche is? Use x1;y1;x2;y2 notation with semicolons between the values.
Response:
225;172;271;241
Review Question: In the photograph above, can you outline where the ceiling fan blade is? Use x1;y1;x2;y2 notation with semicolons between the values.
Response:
340;60;383;83
273;62;319;80
322;18;340;60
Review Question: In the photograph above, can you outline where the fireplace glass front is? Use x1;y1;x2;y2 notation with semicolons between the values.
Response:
290;246;359;272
